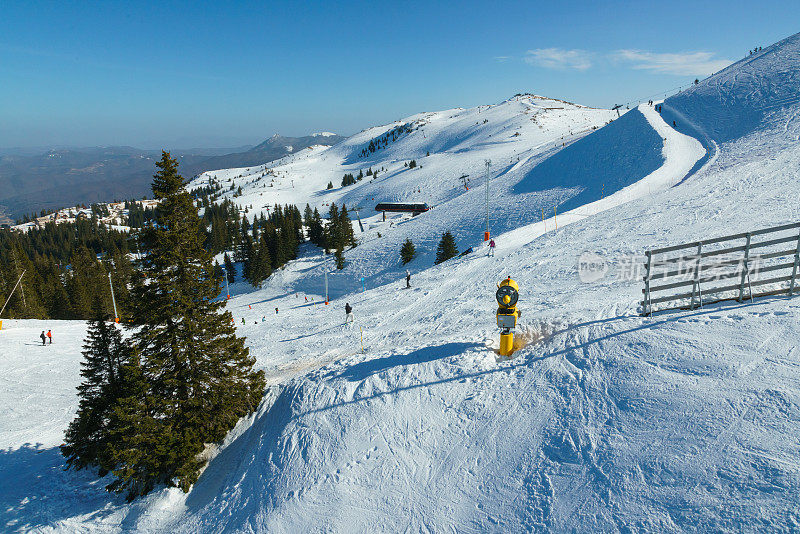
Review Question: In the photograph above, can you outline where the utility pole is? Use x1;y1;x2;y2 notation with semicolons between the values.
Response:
108;272;119;323
325;270;329;304
12;249;26;310
355;210;365;232
485;160;491;240
222;266;231;299
0;270;26;319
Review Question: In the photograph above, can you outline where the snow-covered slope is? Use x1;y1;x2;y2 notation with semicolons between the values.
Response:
188;95;625;291
3;32;800;533
662;32;800;145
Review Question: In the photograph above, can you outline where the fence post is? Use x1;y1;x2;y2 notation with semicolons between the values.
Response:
738;232;751;302
644;250;652;316
790;229;800;296
690;243;702;309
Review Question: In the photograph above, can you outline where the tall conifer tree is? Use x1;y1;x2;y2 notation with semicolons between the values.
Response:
435;232;458;264
110;152;265;499
62;309;132;475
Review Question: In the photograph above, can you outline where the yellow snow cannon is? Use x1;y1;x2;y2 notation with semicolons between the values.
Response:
496;276;520;357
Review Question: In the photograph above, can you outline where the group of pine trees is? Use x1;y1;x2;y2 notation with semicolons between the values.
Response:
125;201;157;228
0;217;134;320
341;169;367;187
61;152;265;501
358;123;413;158
341;173;357;187
304;202;356;269
240;205;304;287
398;232;458;266
0;175;316;318
202;198;242;254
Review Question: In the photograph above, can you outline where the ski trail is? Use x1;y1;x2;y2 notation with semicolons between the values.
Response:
498;104;706;252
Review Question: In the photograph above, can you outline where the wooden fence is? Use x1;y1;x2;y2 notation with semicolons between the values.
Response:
641;222;800;315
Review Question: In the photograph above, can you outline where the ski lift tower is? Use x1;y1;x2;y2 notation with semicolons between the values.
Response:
484;160;491;241
222;265;231;299
612;104;623;118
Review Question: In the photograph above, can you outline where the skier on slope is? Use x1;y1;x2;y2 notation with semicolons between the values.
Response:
488;238;496;257
345;302;354;323
46;330;52;344
406;270;411;289
40;331;46;346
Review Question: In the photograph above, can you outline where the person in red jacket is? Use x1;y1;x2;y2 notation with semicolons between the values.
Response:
488;239;496;257
46;329;52;344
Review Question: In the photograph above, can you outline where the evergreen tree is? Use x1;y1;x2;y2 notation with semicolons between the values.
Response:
303;203;314;238
325;203;341;252
61;310;132;475
307;207;324;246
240;234;255;281
223;252;236;283
244;234;272;287
400;238;416;265
435;232;458;264
111;152;265;500
334;247;345;269
338;205;356;248
326;181;333;190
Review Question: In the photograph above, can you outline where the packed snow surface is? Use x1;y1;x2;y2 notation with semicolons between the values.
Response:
3;32;800;532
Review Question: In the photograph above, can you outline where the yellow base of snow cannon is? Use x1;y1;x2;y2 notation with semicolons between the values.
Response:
499;332;514;356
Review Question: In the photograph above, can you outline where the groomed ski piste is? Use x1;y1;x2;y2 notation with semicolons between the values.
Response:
2;31;800;533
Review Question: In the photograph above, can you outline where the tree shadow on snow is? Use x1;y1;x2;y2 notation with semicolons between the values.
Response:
337;341;482;382
0;443;120;532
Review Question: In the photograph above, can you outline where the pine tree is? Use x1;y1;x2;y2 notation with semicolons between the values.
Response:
223;252;235;283
112;151;265;500
400;238;416;265
339;205;356;248
245;234;272;287
325;203;341;251
334;247;345;269
104;356;161;499
307;207;324;246
435;232;458;264
326;181;333;190
61;310;132;475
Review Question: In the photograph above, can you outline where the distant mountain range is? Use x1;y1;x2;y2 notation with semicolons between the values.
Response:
0;133;343;221
179;133;344;179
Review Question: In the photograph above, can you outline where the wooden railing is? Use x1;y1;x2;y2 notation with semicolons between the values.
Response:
641;222;800;315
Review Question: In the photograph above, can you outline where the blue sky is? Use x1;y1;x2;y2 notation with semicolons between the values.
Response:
1;0;797;149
